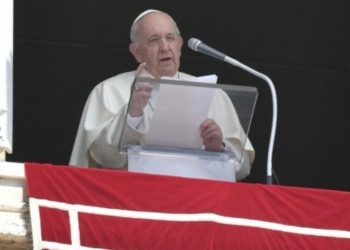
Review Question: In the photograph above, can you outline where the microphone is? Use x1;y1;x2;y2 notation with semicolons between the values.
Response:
188;37;278;185
188;38;226;61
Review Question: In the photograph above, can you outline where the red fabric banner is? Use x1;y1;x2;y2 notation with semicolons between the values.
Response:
25;163;350;249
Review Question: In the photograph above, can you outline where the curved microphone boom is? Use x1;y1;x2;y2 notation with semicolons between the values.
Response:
188;38;226;61
188;38;277;185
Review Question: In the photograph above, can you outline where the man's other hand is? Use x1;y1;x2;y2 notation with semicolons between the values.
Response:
200;118;224;152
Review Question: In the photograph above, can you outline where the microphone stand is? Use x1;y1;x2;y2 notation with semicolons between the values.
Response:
224;57;277;185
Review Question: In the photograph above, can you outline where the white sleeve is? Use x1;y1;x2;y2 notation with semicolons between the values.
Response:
126;113;143;129
89;105;145;169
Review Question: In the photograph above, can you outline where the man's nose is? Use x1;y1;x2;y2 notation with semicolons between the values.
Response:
159;38;170;50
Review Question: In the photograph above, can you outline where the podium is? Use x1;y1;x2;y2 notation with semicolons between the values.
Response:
119;77;257;182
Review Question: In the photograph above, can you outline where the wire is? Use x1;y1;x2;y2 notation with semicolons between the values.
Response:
272;169;280;185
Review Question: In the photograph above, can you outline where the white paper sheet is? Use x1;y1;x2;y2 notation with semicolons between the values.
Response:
145;75;217;149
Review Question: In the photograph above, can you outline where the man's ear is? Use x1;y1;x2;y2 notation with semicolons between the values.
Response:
178;36;183;55
129;43;142;63
179;36;183;47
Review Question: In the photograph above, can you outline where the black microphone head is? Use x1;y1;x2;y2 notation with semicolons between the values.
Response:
188;38;202;51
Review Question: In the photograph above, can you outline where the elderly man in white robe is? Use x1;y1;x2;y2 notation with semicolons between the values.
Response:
69;9;255;181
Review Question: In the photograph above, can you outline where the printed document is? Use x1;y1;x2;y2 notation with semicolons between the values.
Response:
145;75;217;149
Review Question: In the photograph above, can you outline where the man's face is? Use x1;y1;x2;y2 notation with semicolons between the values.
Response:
130;13;183;78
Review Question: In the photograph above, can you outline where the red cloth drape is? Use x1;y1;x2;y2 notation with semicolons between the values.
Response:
25;163;350;249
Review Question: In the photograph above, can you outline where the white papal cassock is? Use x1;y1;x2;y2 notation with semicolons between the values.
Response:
69;70;254;181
